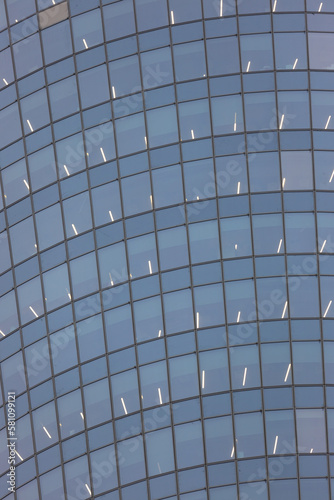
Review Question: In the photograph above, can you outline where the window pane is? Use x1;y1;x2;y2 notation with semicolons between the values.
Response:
274;33;307;70
296;409;326;453
207;37;240;76
49;76;80;121
140;360;169;408
235;412;265;458
175;421;204;468
199;349;229;395
36;204;64;250
111;369;140;417
281;151;313;190
205;416;234;463
145;428;174;476
14;34;43;78
42;21;72;65
240;34;273;72
309;33;334;70
133;296;164;342
78;65;110;108
147;105;178;148
212;95;244;135
174;41;206;81
220;216;252;258
169;354;199;400
72;9;103;51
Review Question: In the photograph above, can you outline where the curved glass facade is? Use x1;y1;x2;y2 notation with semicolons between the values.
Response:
1;0;334;499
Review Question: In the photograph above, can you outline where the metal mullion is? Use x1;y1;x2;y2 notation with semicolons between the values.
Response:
99;1;149;497
200;1;245;497
63;2;121;497
35;2;106;496
225;1;269;496
133;3;187;498
1;2;49;498
166;1;224;498
23;1;86;497
270;3;301;499
304;2;332;497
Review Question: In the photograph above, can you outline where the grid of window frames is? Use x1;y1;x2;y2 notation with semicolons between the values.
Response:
1;0;334;498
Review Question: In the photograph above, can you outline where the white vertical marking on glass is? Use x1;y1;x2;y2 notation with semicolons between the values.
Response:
15;450;23;461
112;86;116;99
293;58;298;70
150;194;153;207
282;301;288;318
320;240;327;253
234;112;237;131
100;147;107;162
72;224;78;236
325;115;331;129
237;181;240;194
64;164;70;176
85;484;91;495
284;363;291;382
202;370;205;389
158;387;163;405
279;114;285;129
171;10;174;24
310;448;314;453
157;462;162;473
220;0;223;17
83;39;88;49
23;179;30;190
231;446;235;458
324;300;332;317
66;288;71;300
330;170;334;183
273;435;278;454
196;312;200;329
3;78;8;85
246;61;251;72
277;238;283;253
144;136;147;147
191;129;195;139
318;2;323;11
0;330;5;337
242;367;247;386
27;119;34;132
43;426;52;439
148;260;152;274
158;329;162;337
237;311;241;323
273;0;277;11
282;177;286;189
29;306;39;318
109;273;114;286
121;397;128;415
80;412;84;420
109;210;114;221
